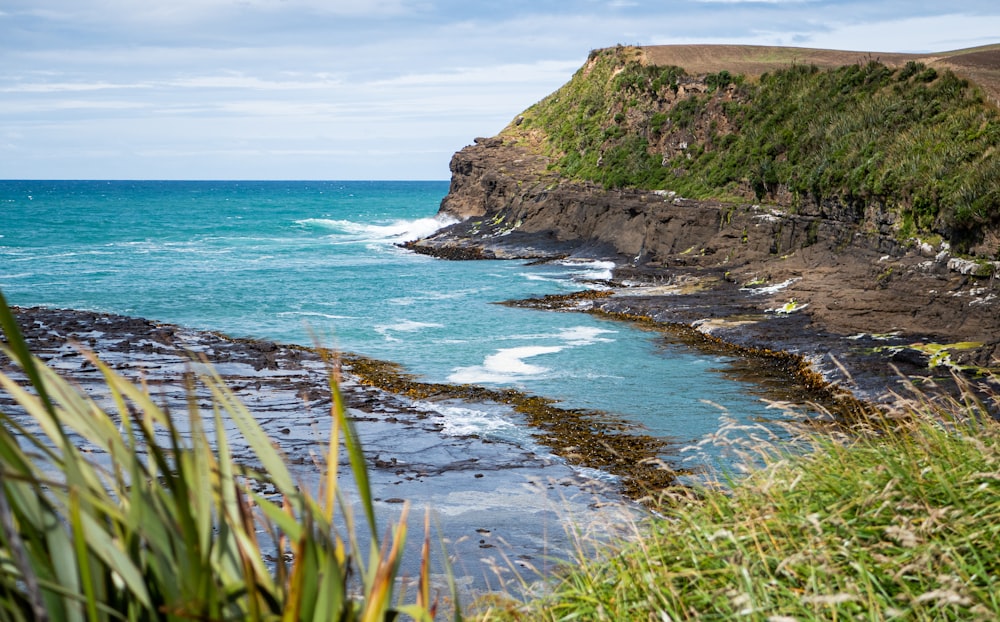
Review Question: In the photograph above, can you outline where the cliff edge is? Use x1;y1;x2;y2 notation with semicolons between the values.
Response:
409;44;1000;404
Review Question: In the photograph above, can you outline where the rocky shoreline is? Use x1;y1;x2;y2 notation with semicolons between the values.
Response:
406;137;1000;415
0;305;640;597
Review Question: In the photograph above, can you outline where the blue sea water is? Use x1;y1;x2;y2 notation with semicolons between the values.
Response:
0;180;787;470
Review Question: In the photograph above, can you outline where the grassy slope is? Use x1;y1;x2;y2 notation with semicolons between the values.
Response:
641;44;1000;104
479;398;1000;620
502;44;1000;254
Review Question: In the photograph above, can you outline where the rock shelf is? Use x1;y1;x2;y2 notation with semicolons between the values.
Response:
0;305;640;598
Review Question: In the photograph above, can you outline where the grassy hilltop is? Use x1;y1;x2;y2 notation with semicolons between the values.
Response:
502;44;1000;255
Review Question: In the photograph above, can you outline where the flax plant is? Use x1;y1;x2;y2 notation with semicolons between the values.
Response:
0;292;458;621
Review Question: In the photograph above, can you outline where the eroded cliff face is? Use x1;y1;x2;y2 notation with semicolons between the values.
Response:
421;136;909;269
409;44;1000;401
410;135;1000;395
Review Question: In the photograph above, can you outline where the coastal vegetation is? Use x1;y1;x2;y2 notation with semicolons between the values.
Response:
478;388;1000;620
3;44;999;620
505;45;1000;251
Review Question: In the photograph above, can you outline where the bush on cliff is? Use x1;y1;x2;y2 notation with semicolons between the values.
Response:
507;46;1000;251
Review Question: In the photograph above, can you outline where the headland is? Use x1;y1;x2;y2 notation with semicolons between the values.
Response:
407;43;1000;412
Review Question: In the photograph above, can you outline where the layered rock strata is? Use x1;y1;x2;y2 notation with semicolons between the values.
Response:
409;137;1000;408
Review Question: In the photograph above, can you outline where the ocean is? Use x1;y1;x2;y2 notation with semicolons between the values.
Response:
0;179;787;472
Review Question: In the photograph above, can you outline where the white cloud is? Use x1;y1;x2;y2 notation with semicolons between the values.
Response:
0;81;152;93
165;74;344;90
13;0;415;23
2;99;149;112
2;1;998;179
371;60;582;87
760;13;1000;52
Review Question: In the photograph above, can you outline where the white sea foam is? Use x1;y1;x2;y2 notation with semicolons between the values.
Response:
375;319;444;342
571;465;620;483
13;250;117;261
299;214;457;244
448;345;564;384
558;259;616;281
388;288;477;307
415;402;525;441
387;297;417;307
741;277;800;295
277;311;355;320
521;273;565;284
520;260;616;289
449;326;617;384
487;346;565;374
557;325;616;345
497;326;615;344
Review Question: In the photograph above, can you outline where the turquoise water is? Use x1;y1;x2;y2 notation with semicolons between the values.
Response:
1;180;783;467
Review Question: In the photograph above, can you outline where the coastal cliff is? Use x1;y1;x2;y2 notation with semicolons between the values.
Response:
410;44;1000;402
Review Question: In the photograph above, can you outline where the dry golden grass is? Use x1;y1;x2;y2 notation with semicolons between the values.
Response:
640;43;1000;104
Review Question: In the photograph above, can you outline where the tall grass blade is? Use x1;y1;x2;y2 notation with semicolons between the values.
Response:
1;293;443;620
0;291;56;421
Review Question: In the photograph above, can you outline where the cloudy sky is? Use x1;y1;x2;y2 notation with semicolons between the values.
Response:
3;1;999;180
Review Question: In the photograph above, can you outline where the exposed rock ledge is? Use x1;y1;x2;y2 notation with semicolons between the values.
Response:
408;137;1000;408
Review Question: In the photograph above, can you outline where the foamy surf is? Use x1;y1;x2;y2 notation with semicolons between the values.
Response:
298;214;457;243
519;260;616;289
447;326;616;384
741;277;801;295
277;311;356;321
375;319;445;342
556;325;616;345
557;259;616;281
448;345;564;384
412;401;532;445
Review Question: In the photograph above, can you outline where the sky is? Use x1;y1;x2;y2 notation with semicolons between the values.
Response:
2;1;999;180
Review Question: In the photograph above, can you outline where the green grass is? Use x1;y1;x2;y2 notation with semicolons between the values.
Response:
507;46;1000;253
476;388;1000;620
0;291;456;621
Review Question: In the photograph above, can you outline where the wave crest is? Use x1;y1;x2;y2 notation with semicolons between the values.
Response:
298;214;458;243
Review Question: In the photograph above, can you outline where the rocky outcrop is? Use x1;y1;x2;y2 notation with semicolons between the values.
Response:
410;136;1000;404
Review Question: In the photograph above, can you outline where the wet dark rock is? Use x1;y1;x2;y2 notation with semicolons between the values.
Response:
1;305;640;598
